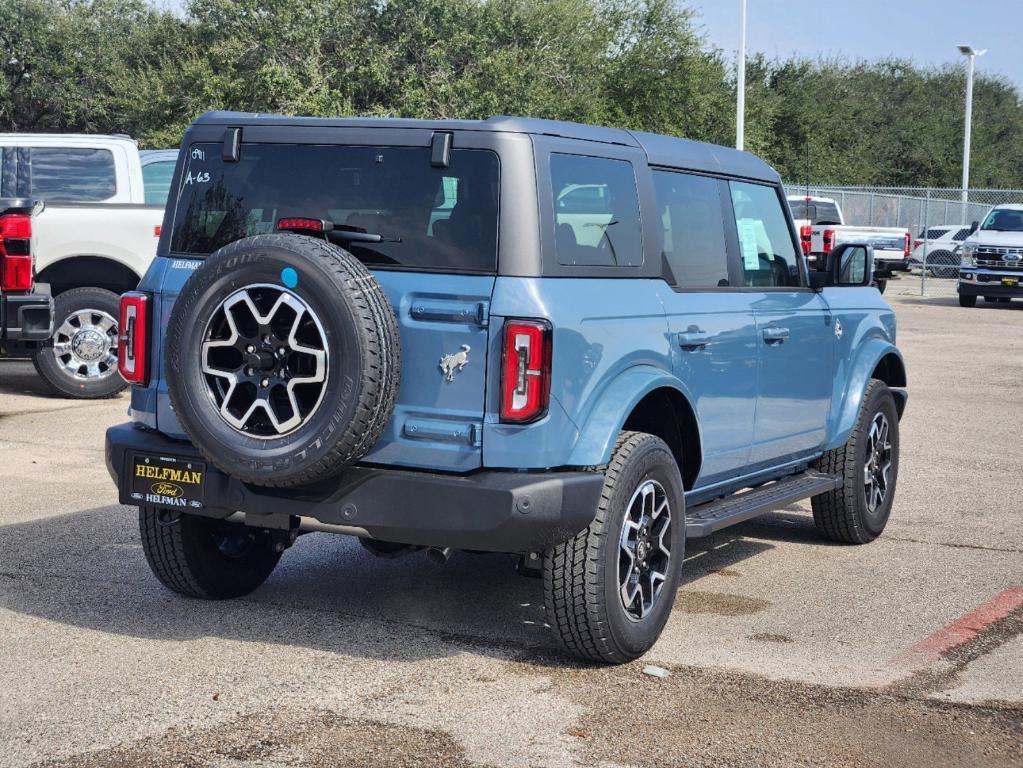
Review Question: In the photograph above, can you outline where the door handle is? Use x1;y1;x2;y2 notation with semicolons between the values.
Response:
677;330;710;350
762;326;790;344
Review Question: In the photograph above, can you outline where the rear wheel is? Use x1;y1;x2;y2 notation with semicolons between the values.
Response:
543;432;685;663
959;293;977;307
811;379;899;544
139;508;282;599
33;287;127;398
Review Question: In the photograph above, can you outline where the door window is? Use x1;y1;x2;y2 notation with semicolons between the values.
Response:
28;147;117;202
652;170;729;288
729;181;801;288
550;153;642;267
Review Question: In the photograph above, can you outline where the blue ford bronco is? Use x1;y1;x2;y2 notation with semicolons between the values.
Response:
106;113;907;663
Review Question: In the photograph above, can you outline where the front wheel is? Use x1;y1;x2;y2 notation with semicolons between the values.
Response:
543;432;685;663
33;287;127;398
959;293;977;307
139;508;283;599
812;379;900;544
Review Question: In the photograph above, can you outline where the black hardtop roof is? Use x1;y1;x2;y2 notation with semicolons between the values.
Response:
192;111;779;183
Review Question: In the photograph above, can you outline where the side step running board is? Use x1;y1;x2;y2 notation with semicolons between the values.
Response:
685;471;841;538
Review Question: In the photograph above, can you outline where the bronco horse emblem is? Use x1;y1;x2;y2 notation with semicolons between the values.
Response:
439;345;471;382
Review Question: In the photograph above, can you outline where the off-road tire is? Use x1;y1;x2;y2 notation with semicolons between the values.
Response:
33;287;127;399
139;507;282;599
543;431;686;664
959;293;977;307
811;379;900;544
165;234;401;487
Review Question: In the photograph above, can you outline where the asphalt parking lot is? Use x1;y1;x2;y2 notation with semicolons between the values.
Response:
1;278;1021;768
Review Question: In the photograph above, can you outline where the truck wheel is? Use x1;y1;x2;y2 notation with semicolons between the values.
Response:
811;379;899;544
959;294;977;307
138;507;282;599
32;287;127;398
543;432;685;664
165;234;401;487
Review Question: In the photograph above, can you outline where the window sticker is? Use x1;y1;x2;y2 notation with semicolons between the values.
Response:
738;219;761;271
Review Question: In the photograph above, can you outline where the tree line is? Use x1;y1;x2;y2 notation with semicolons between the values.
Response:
3;0;1022;188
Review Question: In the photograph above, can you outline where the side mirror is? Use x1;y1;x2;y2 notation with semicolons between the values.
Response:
970;220;979;234
831;242;874;287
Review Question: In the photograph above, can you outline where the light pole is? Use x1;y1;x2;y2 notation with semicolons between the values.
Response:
736;0;747;151
957;44;986;222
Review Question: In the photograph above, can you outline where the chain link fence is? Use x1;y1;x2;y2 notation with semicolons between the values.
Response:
783;185;1023;292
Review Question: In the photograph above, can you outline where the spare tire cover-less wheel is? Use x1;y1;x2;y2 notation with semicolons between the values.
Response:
165;234;401;487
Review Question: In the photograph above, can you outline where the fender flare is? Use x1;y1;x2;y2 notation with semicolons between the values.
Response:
825;339;905;451
566;365;700;468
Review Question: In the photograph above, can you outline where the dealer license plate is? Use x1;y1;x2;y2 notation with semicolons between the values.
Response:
129;453;206;509
1001;278;1019;287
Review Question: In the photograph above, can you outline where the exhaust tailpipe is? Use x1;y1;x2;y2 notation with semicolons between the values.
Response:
426;546;453;565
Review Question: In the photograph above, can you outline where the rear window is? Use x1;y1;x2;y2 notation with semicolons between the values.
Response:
788;199;841;225
142;160;176;206
170;143;500;273
28;147;116;202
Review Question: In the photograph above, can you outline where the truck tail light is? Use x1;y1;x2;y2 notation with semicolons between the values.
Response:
822;228;835;255
799;225;812;255
0;213;34;291
913;239;922;250
903;232;911;259
118;291;150;385
500;319;551;423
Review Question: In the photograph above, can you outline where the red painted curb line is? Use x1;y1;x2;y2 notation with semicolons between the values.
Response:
891;586;1023;672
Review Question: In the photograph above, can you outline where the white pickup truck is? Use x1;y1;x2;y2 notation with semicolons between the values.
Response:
787;195;911;291
0;135;177;397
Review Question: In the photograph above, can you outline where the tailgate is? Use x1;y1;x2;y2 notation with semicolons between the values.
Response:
360;271;494;472
153;264;494;473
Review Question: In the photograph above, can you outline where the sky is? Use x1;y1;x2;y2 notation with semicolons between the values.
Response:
686;0;1023;89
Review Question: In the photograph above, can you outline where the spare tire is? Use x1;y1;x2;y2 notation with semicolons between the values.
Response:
165;233;401;487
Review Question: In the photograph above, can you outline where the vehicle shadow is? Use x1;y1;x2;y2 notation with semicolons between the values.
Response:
0;359;63;399
0;503;787;664
895;293;1023;310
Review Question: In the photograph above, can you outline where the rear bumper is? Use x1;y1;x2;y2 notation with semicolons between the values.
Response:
105;423;603;553
874;256;911;272
0;292;53;352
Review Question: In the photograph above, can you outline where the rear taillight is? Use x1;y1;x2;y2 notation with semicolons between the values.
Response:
0;213;33;291
799;225;812;255
822;229;835;255
118;292;149;385
913;239;922;250
500;319;552;424
903;232;911;259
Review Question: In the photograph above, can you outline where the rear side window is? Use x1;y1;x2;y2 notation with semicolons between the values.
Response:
28;147;116;202
171;143;500;273
729;181;800;288
142;160;176;206
550;153;642;267
652;170;729;288
922;227;950;239
953;227;972;241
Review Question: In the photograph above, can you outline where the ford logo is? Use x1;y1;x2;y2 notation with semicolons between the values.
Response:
151;481;184;498
1005;252;1022;262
